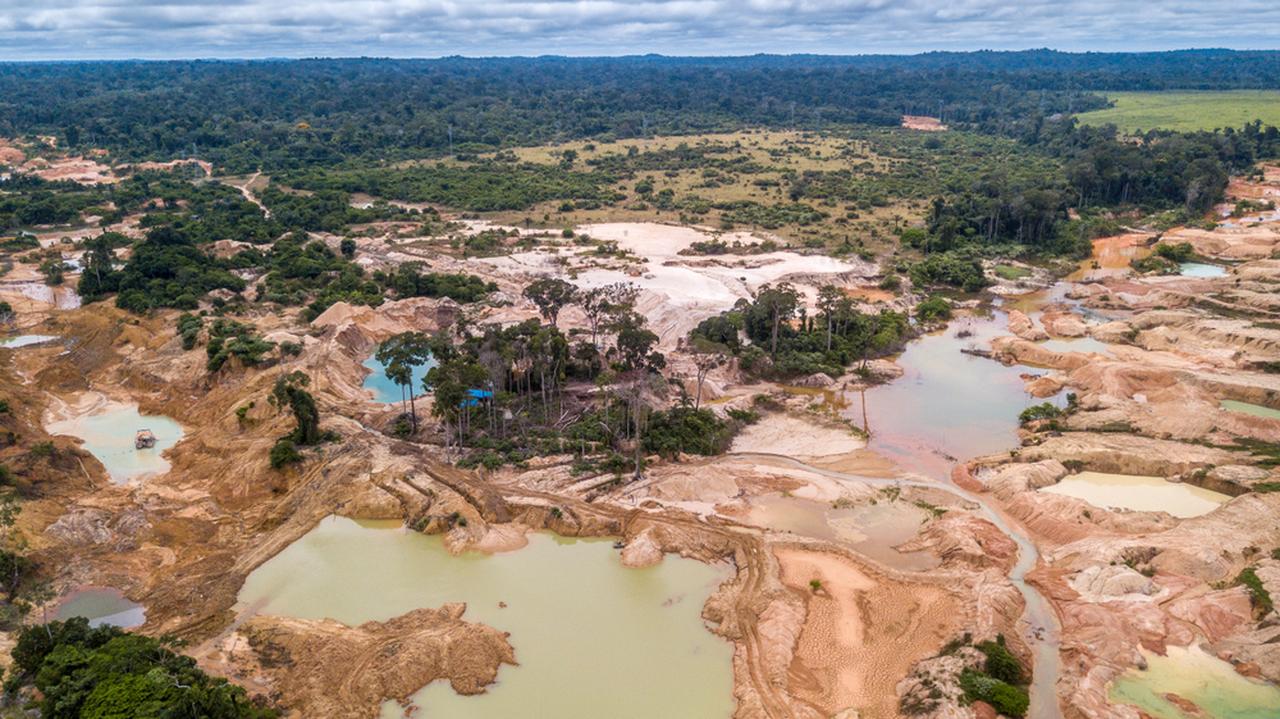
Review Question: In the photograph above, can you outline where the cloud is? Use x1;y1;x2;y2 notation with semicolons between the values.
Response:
0;0;1277;59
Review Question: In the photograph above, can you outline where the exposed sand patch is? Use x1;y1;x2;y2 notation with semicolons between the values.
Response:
901;115;948;132
775;546;958;717
578;222;724;257
731;413;865;458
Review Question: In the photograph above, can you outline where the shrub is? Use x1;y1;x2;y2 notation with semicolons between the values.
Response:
959;670;1029;717
1238;567;1274;615
1019;402;1063;424
644;406;734;458
269;439;302;469
976;637;1024;685
915;296;951;323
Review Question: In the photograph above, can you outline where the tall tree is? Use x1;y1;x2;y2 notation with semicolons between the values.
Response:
754;283;801;358
523;277;577;327
376;332;433;432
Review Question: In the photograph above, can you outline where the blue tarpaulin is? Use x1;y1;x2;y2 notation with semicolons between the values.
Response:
459;388;494;408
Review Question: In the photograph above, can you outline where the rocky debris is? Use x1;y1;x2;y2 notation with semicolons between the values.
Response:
1041;308;1088;338
312;296;457;338
975;460;1068;501
1022;373;1065;398
896;647;985;719
1012;433;1238;477
1090;320;1135;345
990;337;1092;371
620;527;664;568
44;506;148;551
1201;465;1276;495
897;513;1018;571
1006;309;1048;342
1163;224;1280;260
793;372;835;388
1069;565;1154;600
237;604;515;718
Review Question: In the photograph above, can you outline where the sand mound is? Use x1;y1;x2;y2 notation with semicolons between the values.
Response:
731;413;864;458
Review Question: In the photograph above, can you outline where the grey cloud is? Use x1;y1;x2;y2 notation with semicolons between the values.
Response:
0;0;1276;59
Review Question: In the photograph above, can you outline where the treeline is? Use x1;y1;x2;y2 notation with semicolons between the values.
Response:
0;55;1132;171
79;226;495;318
906;119;1280;255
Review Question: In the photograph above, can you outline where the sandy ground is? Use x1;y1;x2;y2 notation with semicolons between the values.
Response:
730;413;866;459
901;115;948;132
775;546;958;718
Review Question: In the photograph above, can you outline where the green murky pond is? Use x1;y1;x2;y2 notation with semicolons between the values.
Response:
1109;645;1280;719
46;405;183;484
1039;472;1230;518
236;517;734;719
1221;399;1280;421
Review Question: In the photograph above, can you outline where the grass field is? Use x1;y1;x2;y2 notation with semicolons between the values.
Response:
1075;91;1280;133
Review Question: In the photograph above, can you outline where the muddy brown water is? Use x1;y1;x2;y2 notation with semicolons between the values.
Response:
237;518;735;719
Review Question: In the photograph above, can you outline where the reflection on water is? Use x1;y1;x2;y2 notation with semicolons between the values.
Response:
854;308;1066;478
1220;399;1280;421
363;352;437;404
1109;644;1280;719
1039;472;1230;518
238;517;734;719
744;492;941;571
53;587;145;628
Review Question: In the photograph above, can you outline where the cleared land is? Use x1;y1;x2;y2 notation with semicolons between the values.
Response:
1076;91;1280;133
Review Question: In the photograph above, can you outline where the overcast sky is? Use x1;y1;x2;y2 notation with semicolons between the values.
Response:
2;1;1278;60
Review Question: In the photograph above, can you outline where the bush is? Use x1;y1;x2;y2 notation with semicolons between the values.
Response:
1019;402;1063;424
1238;567;1274;615
644;406;734;457
269;439;302;469
976;637;1025;685
959;670;1029;717
1154;242;1195;262
915;296;951;323
910;252;992;292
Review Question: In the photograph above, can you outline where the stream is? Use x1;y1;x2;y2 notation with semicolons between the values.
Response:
731;452;1064;719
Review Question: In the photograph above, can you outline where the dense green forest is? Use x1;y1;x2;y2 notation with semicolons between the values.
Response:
2;51;1278;172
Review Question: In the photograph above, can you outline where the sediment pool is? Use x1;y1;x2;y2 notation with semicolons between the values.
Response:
53;587;146;628
744;492;940;571
238;517;734;718
1039;472;1230;518
0;334;58;348
1109;644;1280;719
1179;262;1229;278
362;353;436;404
1221;399;1280;421
45;399;183;483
